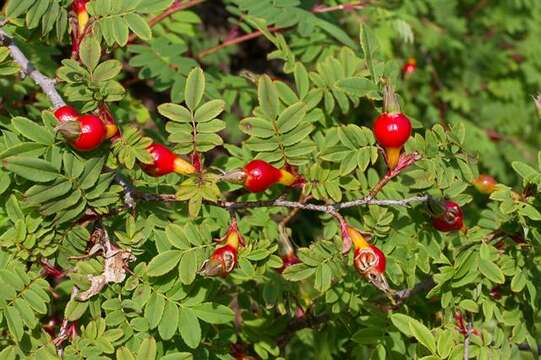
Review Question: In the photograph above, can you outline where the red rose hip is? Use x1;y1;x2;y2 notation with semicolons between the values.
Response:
431;200;465;232
54;106;79;123
140;143;195;177
71;115;106;151
373;112;412;170
277;253;300;273
402;58;416;76
243;160;296;193
72;0;89;35
57;114;106;152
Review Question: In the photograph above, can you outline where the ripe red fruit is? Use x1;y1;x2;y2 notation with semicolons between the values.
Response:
140;143;195;177
402;58;416;76
243;160;296;193
54;106;79;123
57;114;106;151
431;200;465;232
473;174;497;194
373;112;412;169
71;115;106;151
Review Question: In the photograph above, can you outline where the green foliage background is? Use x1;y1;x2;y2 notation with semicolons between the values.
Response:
0;0;541;359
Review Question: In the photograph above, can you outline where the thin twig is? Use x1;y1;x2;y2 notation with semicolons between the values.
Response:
53;287;79;355
392;277;435;305
134;190;428;212
463;321;472;360
279;194;312;227
196;0;375;59
129;152;422;211
0;28;65;109
197;26;283;59
312;1;370;13
114;172;137;209
127;0;205;43
367;152;422;199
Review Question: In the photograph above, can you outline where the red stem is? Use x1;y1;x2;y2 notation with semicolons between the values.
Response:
197;26;283;59
127;0;205;43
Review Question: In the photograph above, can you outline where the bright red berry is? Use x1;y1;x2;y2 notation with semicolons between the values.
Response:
373;112;412;169
140;143;195;177
71;115;106;151
473;174;497;194
402;58;416;76
431;200;464;232
374;113;412;147
54;106;79;123
243;160;296;193
244;160;281;192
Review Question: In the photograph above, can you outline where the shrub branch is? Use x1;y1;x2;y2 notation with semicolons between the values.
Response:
132;189;428;212
0;28;66;109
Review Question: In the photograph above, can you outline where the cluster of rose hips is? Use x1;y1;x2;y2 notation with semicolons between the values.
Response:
199;87;479;291
53;105;195;176
53;81;498;292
